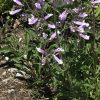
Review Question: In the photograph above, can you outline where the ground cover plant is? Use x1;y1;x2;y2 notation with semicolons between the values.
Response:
0;0;100;100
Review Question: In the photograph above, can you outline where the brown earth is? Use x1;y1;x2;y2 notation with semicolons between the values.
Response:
0;60;32;100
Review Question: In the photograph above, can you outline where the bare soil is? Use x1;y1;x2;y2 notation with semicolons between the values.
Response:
0;60;32;100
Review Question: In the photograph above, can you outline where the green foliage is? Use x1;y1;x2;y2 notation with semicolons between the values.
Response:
1;28;100;100
0;0;13;14
0;0;100;100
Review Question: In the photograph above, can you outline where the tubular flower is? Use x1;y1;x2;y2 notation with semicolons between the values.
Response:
91;0;100;4
36;47;45;54
73;8;80;13
42;32;48;39
13;0;24;6
70;25;76;32
54;48;64;53
9;9;22;15
44;13;53;20
48;24;56;29
78;12;88;18
49;32;56;40
49;31;61;40
59;10;68;21
79;33;90;40
77;26;85;33
35;2;41;9
73;20;89;27
28;15;38;25
39;0;45;5
53;55;63;64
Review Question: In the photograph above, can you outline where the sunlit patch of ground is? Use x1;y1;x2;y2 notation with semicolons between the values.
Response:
0;59;32;100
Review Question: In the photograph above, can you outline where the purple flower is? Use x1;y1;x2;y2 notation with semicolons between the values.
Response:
35;2;41;9
36;47;45;54
70;25;85;33
42;32;48;39
54;48;64;53
77;26;85;33
49;31;61;40
39;0;45;5
13;0;24;6
44;13;53;20
79;33;90;40
9;9;22;15
70;25;76;32
48;24;56;29
28;15;38;25
73;20;89;27
73;8;80;13
59;10;68;21
91;0;100;4
53;55;63;64
21;13;27;17
78;12;88;18
49;32;57;40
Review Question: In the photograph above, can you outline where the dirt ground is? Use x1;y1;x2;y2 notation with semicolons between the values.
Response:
0;60;32;100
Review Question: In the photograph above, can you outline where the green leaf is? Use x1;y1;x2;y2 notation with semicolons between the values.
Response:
95;5;100;18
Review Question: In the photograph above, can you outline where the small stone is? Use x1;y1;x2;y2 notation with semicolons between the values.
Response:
5;57;9;61
7;89;15;93
8;68;17;73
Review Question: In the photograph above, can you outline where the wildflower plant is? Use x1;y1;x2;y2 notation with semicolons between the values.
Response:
0;0;100;100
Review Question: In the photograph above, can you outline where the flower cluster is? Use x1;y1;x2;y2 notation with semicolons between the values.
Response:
36;47;64;65
9;0;24;15
9;0;100;65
